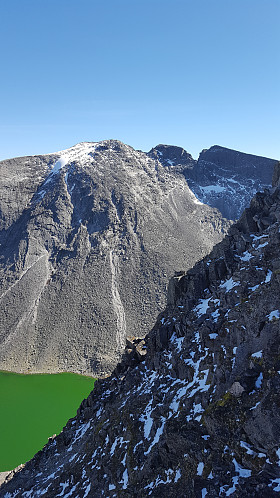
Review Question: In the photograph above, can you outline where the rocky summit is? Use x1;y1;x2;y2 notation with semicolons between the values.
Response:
2;164;280;496
0;140;229;377
149;144;277;220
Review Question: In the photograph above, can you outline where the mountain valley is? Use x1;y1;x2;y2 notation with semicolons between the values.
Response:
0;144;280;496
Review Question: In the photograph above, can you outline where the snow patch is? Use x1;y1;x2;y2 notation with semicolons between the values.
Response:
193;298;211;317
252;350;262;358
265;270;272;283
140;398;154;439
197;462;204;476
209;333;218;339
267;310;280;321
255;372;263;388
144;417;166;455
220;278;239;292
201;185;226;193
170;333;184;352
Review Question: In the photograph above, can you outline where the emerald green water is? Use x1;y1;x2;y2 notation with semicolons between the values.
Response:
0;371;95;472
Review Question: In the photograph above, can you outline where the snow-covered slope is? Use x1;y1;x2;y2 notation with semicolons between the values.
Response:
0;140;229;377
2;165;280;497
149;144;277;220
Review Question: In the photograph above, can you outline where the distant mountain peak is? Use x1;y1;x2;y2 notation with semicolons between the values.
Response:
148;143;277;220
148;143;194;167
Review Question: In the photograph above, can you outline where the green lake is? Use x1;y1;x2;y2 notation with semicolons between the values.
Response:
0;371;95;472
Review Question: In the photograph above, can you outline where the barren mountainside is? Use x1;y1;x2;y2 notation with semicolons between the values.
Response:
149;144;277;220
0;140;229;377
2;164;280;496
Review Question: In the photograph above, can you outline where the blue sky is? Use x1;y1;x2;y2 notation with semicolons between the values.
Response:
0;0;279;160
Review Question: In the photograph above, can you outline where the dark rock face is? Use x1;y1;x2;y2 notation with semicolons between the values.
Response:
148;144;195;173
149;144;278;220
0;140;229;377
2;178;280;496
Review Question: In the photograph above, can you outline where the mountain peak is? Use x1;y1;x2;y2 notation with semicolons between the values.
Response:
148;144;195;169
0;141;228;378
3;168;280;496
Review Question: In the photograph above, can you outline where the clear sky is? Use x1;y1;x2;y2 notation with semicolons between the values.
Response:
0;0;279;161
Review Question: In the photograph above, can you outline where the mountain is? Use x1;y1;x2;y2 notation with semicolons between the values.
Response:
0;140;229;377
2;163;280;496
148;144;277;220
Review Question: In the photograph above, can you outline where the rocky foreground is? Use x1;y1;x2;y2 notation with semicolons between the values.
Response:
1;167;280;496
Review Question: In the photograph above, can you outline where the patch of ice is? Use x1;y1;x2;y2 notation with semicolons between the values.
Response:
240;440;254;455
83;482;91;497
265;270;272;283
174;469;181;482
201;185;226;193
249;401;260;410
193;298;211;317
197;462;204;476
69;452;78;463
96;407;103;419
209;333;218;339
252;234;268;242
133;440;143;453
144;417;166;455
269;478;280;492
193;331;200;344
71;421;91;446
249;284;259;292
211;310;220;322
252;350;262;358
63;484;78;498
220;278;239;292
170;333;184;352
237;251;253;261
201;489;208;497
225;476;239;496
255;372;263;389
110;436;128;456
233;458;252;477
140;398;154;439
144;468;177;490
44;156;68;185
121;469;128;489
267;310;280;321
258;241;269;249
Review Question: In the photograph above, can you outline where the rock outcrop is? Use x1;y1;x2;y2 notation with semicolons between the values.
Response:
149;144;277;220
0;140;229;377
2;169;280;496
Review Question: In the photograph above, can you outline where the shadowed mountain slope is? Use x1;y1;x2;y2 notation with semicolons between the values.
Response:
0;140;229;377
149;144;277;220
2;165;280;496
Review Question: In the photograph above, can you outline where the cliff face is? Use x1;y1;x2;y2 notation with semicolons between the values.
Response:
0;140;229;377
2;177;280;496
149;144;277;220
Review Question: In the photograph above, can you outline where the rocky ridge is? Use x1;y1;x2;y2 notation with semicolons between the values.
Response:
0;140;229;377
2;166;280;496
149;144;277;220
